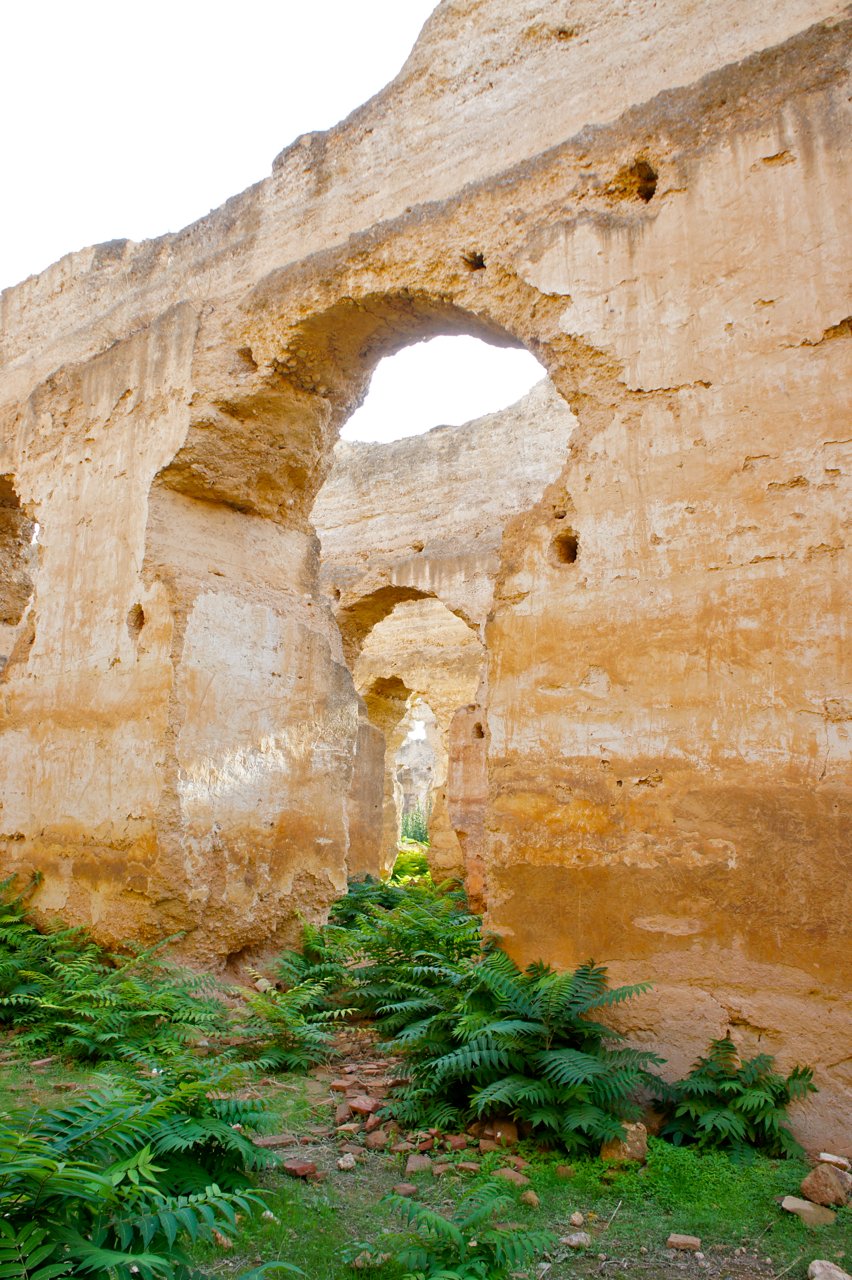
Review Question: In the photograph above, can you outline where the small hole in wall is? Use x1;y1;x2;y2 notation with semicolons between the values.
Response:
472;722;485;739
410;541;424;553
553;508;567;520
632;159;658;201
235;346;258;370
609;157;658;203
551;529;579;564
333;588;341;601
462;250;486;270
127;603;145;639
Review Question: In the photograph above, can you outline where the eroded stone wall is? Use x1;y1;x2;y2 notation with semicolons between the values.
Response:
0;0;849;1144
354;599;483;879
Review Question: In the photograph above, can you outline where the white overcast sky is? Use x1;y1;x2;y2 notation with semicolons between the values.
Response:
2;1;543;441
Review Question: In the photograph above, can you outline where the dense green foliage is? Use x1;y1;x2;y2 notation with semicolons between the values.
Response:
349;1179;556;1279
658;1036;816;1157
390;844;431;881
278;879;661;1152
387;950;662;1149
400;804;430;846
0;877;226;1065
0;871;820;1280
242;969;352;1072
0;1061;301;1279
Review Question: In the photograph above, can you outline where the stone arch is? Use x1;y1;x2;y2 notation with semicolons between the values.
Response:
166;264;607;531
133;280;567;957
335;583;477;668
353;596;484;881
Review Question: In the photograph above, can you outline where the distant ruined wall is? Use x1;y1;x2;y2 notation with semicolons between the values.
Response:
353;600;483;879
0;0;849;1145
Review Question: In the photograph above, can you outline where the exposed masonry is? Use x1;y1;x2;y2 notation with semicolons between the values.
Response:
0;1;849;1149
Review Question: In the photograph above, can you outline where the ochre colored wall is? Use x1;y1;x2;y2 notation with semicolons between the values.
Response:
0;0;849;1145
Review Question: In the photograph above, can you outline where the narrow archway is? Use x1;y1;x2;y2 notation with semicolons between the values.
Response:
354;597;483;880
121;278;578;951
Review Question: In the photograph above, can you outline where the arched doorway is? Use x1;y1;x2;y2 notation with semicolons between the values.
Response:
354;597;483;881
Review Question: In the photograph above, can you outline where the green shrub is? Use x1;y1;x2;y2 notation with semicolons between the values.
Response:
391;845;431;882
0;876;226;1066
658;1036;816;1157
348;883;483;1026
241;974;354;1073
400;804;430;845
348;1179;555;1279
0;1062;301;1279
387;950;662;1150
327;876;407;927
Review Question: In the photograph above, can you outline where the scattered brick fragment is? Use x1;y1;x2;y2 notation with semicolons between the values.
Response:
667;1235;702;1252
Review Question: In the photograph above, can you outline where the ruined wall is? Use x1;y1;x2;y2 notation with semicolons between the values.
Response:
0;0;849;1144
313;382;575;880
314;379;576;642
354;599;482;878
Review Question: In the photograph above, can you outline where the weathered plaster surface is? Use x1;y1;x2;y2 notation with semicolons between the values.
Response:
0;0;849;1144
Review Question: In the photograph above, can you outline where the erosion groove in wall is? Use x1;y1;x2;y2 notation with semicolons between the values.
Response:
0;1;849;1149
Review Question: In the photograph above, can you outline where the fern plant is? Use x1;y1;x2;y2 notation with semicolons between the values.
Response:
385;950;662;1151
348;1180;555;1278
657;1036;816;1157
0;875;227;1065
391;845;431;882
0;1062;301;1279
240;976;353;1072
327;876;407;927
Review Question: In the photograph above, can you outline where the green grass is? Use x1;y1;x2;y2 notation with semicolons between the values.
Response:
1;1041;850;1280
0;1045;100;1110
194;1154;411;1279
525;1139;851;1275
190;1127;852;1280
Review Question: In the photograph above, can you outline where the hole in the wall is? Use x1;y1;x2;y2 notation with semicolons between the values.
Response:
609;157;658;203
472;721;485;739
126;603;145;640
340;335;545;443
632;159;658;202
235;346;258;371
462;250;486;271
551;529;579;565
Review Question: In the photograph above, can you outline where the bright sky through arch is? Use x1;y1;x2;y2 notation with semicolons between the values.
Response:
341;338;546;443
